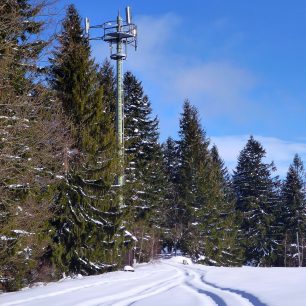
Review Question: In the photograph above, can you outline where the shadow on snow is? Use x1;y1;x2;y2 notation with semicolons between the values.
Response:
200;275;268;306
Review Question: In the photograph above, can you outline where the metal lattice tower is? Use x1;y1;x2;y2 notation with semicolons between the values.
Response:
85;7;137;207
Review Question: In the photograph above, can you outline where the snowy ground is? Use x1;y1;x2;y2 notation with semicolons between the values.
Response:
1;257;305;306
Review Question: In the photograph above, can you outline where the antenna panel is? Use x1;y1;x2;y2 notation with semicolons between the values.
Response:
85;17;90;34
126;6;131;24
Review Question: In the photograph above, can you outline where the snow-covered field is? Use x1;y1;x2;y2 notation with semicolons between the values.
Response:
1;257;305;306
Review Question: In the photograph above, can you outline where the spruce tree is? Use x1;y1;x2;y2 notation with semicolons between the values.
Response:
123;71;167;262
208;145;244;266
161;137;182;253
173;103;244;265
49;4;123;275
176;100;212;259
279;154;306;266
233;136;279;266
0;0;67;290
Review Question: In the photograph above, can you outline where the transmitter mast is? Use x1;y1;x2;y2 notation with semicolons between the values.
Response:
85;7;137;206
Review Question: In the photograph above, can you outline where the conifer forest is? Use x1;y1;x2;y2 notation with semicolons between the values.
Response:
0;1;305;292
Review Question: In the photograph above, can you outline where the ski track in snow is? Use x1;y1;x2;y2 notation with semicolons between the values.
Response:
0;271;158;306
0;260;280;306
166;263;266;306
75;269;184;306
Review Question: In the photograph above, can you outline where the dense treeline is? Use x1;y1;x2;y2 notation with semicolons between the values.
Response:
0;1;305;292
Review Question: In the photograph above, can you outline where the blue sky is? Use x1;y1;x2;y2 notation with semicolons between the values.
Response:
55;0;306;176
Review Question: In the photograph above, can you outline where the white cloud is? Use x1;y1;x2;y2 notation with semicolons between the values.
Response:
126;13;180;72
123;13;259;122
211;135;306;177
91;13;260;134
174;61;256;116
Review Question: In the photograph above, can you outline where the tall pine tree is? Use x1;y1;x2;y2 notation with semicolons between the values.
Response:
49;4;123;275
124;71;167;262
176;101;243;265
208;145;244;266
279;154;306;266
176;100;211;259
233;136;279;266
0;0;68;291
161;137;182;253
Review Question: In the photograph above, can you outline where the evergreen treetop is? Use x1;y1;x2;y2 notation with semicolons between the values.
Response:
50;4;96;125
233;136;279;266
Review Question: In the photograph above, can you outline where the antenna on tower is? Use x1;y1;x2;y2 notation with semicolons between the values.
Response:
126;6;131;24
85;17;90;35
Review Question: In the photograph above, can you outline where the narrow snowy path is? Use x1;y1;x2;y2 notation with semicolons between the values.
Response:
1;258;305;306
